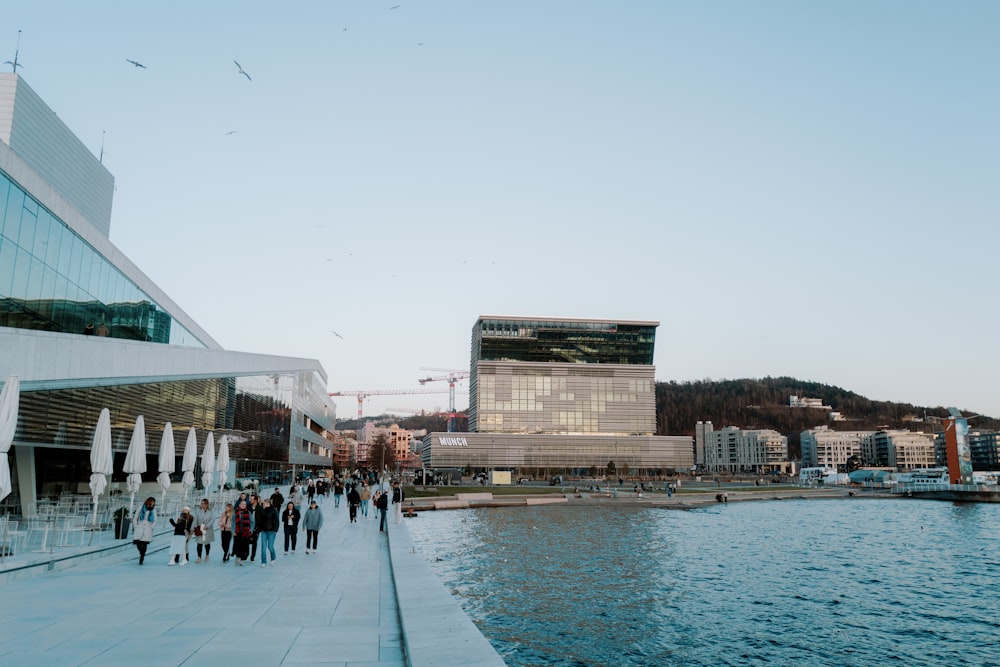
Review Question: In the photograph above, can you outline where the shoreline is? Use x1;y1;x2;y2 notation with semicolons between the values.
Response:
401;486;862;512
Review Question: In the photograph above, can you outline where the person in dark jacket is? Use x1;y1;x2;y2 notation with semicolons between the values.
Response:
375;490;389;532
269;487;285;511
232;499;253;566
392;481;405;524
281;501;301;554
168;506;193;565
258;499;279;567
347;484;361;523
248;494;261;562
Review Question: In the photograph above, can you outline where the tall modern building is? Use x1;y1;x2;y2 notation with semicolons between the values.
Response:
422;316;692;475
0;74;336;515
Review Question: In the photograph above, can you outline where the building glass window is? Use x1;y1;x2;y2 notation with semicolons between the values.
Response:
0;170;206;347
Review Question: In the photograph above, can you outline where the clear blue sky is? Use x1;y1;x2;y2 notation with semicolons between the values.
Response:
5;1;998;421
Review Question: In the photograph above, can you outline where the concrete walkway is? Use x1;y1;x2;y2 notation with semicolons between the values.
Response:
0;497;504;666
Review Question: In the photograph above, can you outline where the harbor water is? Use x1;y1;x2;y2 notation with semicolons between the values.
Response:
407;498;1000;666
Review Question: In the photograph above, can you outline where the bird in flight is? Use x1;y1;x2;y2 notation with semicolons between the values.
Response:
390;5;400;9
331;330;344;340
234;60;252;81
225;130;238;136
126;59;146;69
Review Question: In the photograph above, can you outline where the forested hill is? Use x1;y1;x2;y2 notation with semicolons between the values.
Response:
655;377;999;442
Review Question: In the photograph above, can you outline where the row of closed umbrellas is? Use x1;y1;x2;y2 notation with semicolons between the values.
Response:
91;410;232;522
0;375;231;525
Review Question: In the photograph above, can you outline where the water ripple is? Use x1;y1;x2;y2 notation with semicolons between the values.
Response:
408;499;1000;667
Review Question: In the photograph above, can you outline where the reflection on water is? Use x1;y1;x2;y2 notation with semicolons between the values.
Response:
407;499;1000;667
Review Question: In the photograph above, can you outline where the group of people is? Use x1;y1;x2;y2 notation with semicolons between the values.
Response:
130;489;325;567
130;478;407;566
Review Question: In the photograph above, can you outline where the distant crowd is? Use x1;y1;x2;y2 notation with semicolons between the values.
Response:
130;473;407;567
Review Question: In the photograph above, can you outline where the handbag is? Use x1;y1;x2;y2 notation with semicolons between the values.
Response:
193;525;203;537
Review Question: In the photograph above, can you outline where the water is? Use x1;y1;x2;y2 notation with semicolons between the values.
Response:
406;499;1000;667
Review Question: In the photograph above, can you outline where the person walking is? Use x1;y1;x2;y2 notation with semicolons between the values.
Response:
217;503;234;563
333;479;344;508
168;506;193;565
289;485;304;512
347;483;361;523
281;501;301;555
191;498;215;563
248;495;260;563
302;500;323;553
132;497;157;565
391;481;405;525
359;483;371;518
269;487;284;511
376;490;389;532
258;499;279;567
232;499;253;566
307;479;316;505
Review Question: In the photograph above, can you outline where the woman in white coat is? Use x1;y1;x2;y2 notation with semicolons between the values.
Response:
191;498;216;563
132;497;157;565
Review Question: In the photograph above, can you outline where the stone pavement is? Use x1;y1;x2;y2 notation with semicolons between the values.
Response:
0;496;504;667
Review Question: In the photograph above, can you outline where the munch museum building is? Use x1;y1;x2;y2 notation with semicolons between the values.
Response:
0;74;335;515
421;316;693;476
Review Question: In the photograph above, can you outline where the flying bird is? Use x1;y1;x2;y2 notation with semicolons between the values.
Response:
390;5;400;9
233;60;252;81
331;330;344;339
225;130;238;136
126;59;146;69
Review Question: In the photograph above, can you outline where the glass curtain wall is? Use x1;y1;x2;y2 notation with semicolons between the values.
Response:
0;170;204;346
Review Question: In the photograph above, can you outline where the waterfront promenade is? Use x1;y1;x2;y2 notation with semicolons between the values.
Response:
0;497;504;667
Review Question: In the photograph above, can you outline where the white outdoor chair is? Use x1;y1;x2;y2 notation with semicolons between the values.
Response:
0;518;28;558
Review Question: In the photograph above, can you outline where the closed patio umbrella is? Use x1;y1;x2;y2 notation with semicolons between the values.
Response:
158;423;175;504
123;415;147;512
0;376;19;503
216;435;230;494
201;432;215;495
89;408;113;524
181;427;197;498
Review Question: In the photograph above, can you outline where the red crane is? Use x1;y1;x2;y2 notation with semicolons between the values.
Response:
417;368;470;432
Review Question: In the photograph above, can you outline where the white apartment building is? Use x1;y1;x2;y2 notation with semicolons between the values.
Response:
861;430;937;470
695;421;788;473
800;426;871;469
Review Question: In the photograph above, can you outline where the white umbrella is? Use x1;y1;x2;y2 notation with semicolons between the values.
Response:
201;432;215;494
181;427;197;497
0;376;19;503
123;415;147;512
157;422;175;504
216;435;230;493
89;408;113;524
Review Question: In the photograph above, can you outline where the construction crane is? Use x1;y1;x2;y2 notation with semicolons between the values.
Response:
386;407;427;416
417;368;470;432
329;389;448;423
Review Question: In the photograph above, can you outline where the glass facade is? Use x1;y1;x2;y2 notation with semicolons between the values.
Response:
0;170;205;346
422;432;693;474
474;317;656;365
470;317;658;435
7;372;335;501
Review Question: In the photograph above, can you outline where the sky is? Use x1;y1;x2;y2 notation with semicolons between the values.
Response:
4;1;998;422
